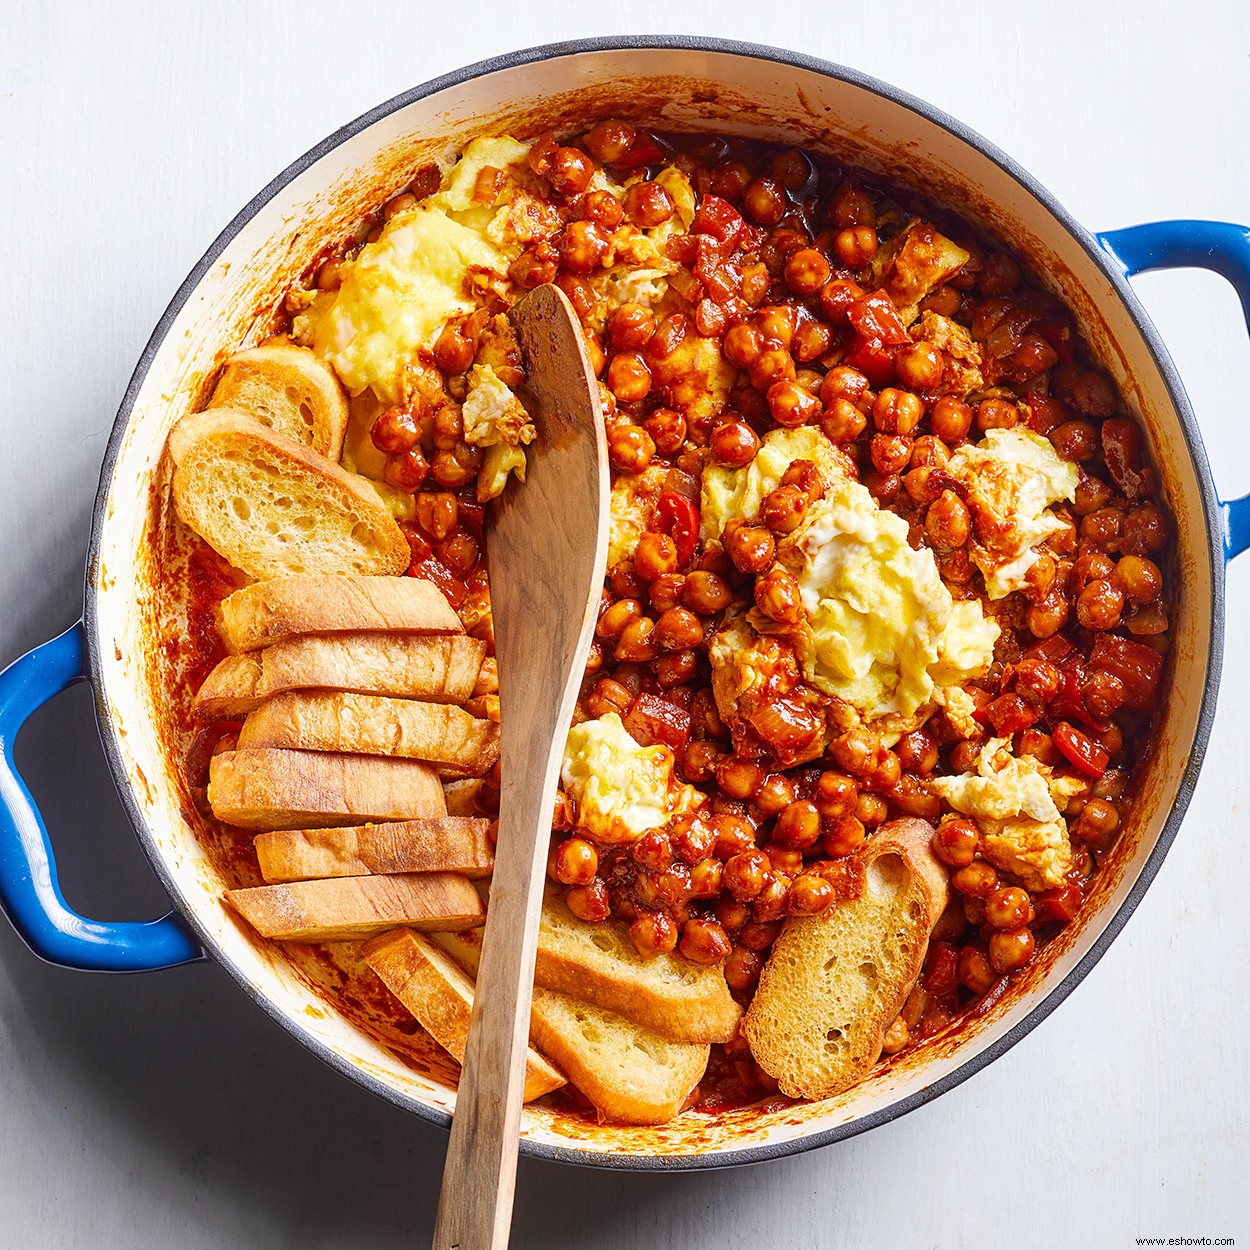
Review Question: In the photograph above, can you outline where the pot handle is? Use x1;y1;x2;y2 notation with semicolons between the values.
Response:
0;623;202;970
1096;220;1250;560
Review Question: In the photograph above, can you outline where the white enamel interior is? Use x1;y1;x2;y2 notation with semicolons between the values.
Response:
88;44;1217;1163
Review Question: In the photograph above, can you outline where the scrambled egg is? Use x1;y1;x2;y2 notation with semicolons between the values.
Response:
947;427;1078;599
701;427;850;541
917;312;983;397
561;713;704;844
778;477;999;721
874;220;971;324
461;363;535;501
608;464;669;567
295;138;534;402
931;737;1085;890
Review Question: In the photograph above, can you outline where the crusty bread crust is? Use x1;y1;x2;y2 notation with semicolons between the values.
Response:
220;574;462;652
253;817;494;883
225;871;484;942
208;343;349;461
207;747;447;830
530;889;741;1045
237;691;500;776
170;410;408;581
192;653;264;719
362;928;564;1102
744;818;948;1101
434;928;708;1124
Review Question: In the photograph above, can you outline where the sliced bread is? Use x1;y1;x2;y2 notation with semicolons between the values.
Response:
225;871;484;942
207;747;447;830
253;817;494;883
192;633;485;720
237;691;500;776
207;343;349;461
530;889;741;1045
435;928;708;1125
170;410;408;580
220;574;461;652
361;928;565;1102
743;818;949;1100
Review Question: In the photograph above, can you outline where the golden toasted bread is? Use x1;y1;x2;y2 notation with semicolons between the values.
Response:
237;691;500;777
253;817;494;883
744;818;948;1101
207;747;447;830
170;410;408;580
361;928;564;1102
219;574;461;652
443;778;486;817
435;928;708;1125
191;634;485;720
207;343;349;461
531;889;741;1044
225;871;484;942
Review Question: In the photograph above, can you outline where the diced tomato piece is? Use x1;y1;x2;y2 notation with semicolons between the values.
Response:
623;691;692;754
1053;721;1109;779
1025;392;1074;435
693;238;740;303
843;334;896;385
1026;634;1076;666
456;499;486;537
656;492;699;567
692;195;744;247
847;292;910;345
1048;661;1108;734
613;130;665;169
1101;417;1149;500
985;693;1040;735
408;556;467;608
970;975;1011;1018
1033;313;1075;365
1034;881;1084;926
1089;634;1164;709
664;234;699;266
923;941;960;998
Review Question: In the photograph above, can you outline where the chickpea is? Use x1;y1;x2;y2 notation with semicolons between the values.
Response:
711;420;761;467
1122;502;1169;555
1113;554;1163;604
723;323;765;368
647;312;689;362
634;532;678;583
595;597;642;641
816;277;865;324
683;570;734;614
822;814;867;857
1081;507;1123;549
644;407;686;455
606;423;656;474
371;405;420;455
833;226;879;267
1074;474;1114;516
921;285;962;317
871;433;914;476
440;530;479;577
1076;797;1120;844
951;861;999;898
1050;418;1098;462
821;397;868;444
622;179;674;228
1028;590;1070;638
689;857;724;899
586;676;633;718
743;176;787;225
794;319;834;362
826;729;876;777
755;569;803;624
752;873;793;923
829;184;877;230
710;159;753;202
608;352;652;402
609;561;646;600
653;606;704;651
881;1017;910;1055
784;248;832;295
649;572;687;613
979;251;1021;296
630;910;678;958
958;946;998;995
384;446;430;491
787;872;834;916
933;817;980;868
989;928;1036;973
614;615;657;662
897;729;938;774
751;349;797;392
679;917;732;964
926;490;971;548
554;837;599;886
762;484;810;534
723;945;764;991
1076;579;1125;630
607;303;657;351
725;522;776;574
873;388;925;436
977;397;1018;431
1082;669;1125;719
566;879;610;922
770;147;814;191
820;365;871;408
682;738;725;783
382;191;417;220
768;380;822;427
895;341;945;390
755;773;795;817
930;396;974;443
559;220;609;273
984;886;1032;930
716;758;766;801
653;650;696;687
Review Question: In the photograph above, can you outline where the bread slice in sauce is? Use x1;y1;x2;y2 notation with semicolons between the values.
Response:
362;928;565;1102
205;343;349;461
529;888;741;1045
170;410;408;581
219;574;461;653
225;871;484;942
207;747;446;830
434;928;708;1125
191;633;486;720
744;818;949;1101
252;817;494;883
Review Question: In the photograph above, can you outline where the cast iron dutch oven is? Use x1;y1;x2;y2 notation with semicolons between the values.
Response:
2;37;1248;1168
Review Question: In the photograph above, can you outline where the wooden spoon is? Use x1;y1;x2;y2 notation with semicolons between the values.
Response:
431;284;608;1250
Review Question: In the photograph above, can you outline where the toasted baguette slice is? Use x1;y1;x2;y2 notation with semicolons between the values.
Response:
362;929;564;1102
192;633;485;720
220;574;461;652
207;344;349;461
530;889;740;1044
744;818;949;1101
170;410;408;581
226;871;484;942
253;817;494;883
443;778;485;817
238;691;500;777
435;929;707;1124
208;748;446;830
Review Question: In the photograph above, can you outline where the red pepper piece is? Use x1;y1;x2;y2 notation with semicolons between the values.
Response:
985;693;1040;736
1100;417;1148;500
1033;313;1075;365
1053;721;1109;779
1025;634;1076;666
843;334;897;386
847;292;911;345
1048;660;1109;734
923;941;960;998
613;130;665;169
408;556;467;608
1089;634;1163;709
656;492;699;567
623;691;692;754
1033;881;1084;926
691;194;744;247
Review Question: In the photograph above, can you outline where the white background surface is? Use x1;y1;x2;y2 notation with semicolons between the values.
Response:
1;2;1248;1246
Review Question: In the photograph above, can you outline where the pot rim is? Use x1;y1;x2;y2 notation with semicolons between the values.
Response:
82;34;1225;1172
